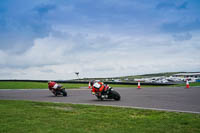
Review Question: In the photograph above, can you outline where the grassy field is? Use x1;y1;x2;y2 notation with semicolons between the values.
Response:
0;100;200;133
0;81;199;89
0;81;88;89
0;81;157;89
172;82;200;87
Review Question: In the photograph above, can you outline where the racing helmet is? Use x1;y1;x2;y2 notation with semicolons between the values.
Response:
93;82;101;89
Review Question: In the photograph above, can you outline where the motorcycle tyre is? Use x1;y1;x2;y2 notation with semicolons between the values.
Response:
111;90;121;101
61;89;67;97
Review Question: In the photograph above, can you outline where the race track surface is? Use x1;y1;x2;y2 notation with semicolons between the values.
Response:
0;87;200;113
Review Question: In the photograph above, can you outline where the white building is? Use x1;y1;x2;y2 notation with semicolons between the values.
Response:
172;73;200;78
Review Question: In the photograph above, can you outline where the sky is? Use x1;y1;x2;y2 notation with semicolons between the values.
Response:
0;0;200;80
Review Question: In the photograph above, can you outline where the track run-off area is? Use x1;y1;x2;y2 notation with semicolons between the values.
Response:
0;87;200;113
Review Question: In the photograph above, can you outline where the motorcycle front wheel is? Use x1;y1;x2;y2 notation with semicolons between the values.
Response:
61;89;67;97
111;90;121;101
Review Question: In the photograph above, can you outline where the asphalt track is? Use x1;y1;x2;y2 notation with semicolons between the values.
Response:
0;87;200;113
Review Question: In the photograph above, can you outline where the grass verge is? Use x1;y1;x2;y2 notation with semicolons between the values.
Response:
0;81;159;89
0;81;88;89
0;81;199;89
0;100;200;133
172;82;200;87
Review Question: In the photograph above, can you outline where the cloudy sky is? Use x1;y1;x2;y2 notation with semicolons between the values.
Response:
0;0;200;80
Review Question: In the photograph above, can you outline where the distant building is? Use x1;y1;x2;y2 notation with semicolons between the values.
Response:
114;79;121;82
173;73;200;78
124;78;129;81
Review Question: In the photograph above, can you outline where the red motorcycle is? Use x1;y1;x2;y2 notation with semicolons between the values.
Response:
48;82;67;97
92;85;121;101
49;86;67;97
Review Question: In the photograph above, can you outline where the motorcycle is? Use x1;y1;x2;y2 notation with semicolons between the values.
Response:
50;88;67;97
93;86;121;101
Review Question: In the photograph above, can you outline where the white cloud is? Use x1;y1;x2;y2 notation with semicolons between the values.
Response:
0;27;200;80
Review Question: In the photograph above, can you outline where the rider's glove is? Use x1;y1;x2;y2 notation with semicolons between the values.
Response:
92;92;95;95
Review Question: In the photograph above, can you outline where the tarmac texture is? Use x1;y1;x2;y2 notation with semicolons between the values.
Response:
0;87;200;113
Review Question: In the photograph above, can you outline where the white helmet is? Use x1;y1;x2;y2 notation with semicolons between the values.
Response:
93;82;101;89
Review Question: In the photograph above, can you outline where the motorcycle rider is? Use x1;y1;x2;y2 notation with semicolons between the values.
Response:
48;81;63;95
91;80;109;98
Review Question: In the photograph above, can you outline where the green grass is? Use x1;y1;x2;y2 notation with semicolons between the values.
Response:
0;81;88;89
172;82;200;87
0;81;199;89
111;82;200;88
0;100;200;133
0;81;165;89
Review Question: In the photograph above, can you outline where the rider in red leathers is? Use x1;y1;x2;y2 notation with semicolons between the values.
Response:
48;81;62;95
89;80;121;101
91;81;109;98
